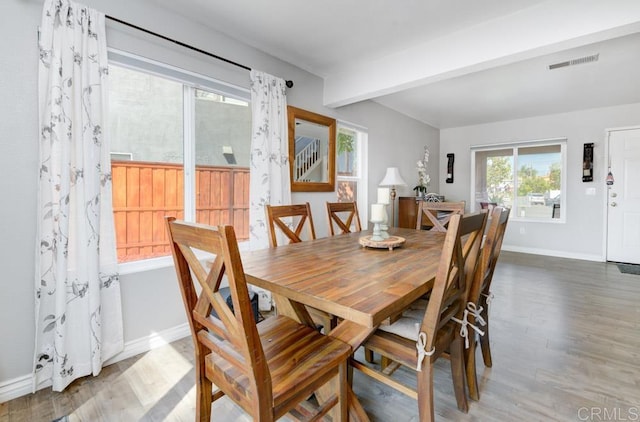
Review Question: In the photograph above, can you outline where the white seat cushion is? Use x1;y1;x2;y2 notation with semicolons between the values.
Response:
377;299;428;341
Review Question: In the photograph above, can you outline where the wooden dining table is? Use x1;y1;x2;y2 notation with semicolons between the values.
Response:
241;227;446;421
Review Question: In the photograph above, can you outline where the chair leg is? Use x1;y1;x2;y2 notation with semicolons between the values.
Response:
416;361;435;422
196;371;212;422
465;336;480;401
339;361;348;422
347;356;354;386
364;347;374;363
479;307;493;367
450;335;469;413
381;355;391;371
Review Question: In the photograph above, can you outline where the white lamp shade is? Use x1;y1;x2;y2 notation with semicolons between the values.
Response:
379;167;407;187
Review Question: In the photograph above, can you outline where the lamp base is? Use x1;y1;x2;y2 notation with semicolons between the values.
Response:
390;187;397;228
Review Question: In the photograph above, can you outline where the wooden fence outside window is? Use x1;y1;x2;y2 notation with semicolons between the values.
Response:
111;161;249;262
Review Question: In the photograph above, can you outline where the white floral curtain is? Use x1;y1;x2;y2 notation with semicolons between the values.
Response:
35;0;123;392
249;70;290;309
248;70;290;249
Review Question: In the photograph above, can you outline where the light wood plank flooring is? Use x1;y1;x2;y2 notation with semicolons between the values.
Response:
2;252;639;421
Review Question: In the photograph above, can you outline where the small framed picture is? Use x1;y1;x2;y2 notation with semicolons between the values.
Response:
582;143;593;182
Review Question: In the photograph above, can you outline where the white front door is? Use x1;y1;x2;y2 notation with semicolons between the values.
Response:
607;128;640;264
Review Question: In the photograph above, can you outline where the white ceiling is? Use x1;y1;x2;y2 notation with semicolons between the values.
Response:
152;0;640;128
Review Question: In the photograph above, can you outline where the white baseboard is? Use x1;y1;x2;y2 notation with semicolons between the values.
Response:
0;374;40;405
0;323;190;404
103;323;190;366
502;244;604;262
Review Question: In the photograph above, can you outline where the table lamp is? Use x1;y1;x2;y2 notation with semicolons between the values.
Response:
379;167;407;227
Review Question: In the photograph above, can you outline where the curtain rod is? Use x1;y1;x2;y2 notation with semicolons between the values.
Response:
105;15;294;88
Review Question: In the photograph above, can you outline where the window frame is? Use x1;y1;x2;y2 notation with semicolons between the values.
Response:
108;50;251;273
470;137;567;223
336;122;369;226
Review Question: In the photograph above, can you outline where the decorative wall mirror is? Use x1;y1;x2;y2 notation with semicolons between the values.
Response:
288;106;336;192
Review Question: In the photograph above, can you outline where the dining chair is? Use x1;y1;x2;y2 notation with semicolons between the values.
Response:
416;200;465;232
165;217;351;422
352;212;487;422
265;202;316;246
465;206;510;400
479;201;498;211
364;200;465;364
265;203;336;331
326;201;362;235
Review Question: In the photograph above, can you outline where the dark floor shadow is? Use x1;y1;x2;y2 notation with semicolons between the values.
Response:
616;263;640;275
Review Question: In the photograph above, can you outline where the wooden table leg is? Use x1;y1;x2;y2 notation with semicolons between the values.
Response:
272;294;317;327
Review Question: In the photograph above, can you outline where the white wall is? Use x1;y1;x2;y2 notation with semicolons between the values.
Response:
0;0;437;400
439;102;640;260
0;0;42;399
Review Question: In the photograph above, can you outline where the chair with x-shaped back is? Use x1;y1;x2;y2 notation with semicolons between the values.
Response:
416;200;466;232
265;202;316;246
265;202;337;331
465;206;510;400
165;217;351;421
326;201;362;236
352;211;487;422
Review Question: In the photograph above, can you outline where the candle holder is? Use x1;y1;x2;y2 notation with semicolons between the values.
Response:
370;218;385;241
370;203;386;241
379;205;390;239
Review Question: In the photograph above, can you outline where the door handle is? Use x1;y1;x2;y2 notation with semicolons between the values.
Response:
611;202;617;207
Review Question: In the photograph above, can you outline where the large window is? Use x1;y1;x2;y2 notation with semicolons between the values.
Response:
336;124;368;224
108;58;250;264
472;139;566;221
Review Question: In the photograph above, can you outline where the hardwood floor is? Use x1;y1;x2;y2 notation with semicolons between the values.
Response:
2;251;639;421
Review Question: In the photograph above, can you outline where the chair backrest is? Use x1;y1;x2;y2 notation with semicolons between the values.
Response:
326;201;362;235
480;201;498;210
419;212;487;352
416;201;465;232
468;206;510;306
265;203;316;247
165;218;272;404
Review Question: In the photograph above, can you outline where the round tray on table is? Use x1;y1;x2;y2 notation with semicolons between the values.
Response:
359;235;406;251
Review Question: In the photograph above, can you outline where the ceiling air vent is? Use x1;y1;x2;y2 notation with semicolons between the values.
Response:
548;53;599;70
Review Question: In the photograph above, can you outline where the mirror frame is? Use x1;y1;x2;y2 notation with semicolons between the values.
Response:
288;106;336;192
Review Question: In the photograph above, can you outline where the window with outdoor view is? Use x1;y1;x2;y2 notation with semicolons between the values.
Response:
336;124;368;223
472;139;565;221
108;61;250;263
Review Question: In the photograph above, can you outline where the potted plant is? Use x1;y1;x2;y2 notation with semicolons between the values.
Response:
413;185;427;197
414;146;431;199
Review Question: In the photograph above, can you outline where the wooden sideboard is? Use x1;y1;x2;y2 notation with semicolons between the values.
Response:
398;196;446;229
398;196;420;229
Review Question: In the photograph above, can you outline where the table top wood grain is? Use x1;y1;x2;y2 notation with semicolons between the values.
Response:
242;227;445;328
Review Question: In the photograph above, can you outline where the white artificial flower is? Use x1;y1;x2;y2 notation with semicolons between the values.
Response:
415;146;431;191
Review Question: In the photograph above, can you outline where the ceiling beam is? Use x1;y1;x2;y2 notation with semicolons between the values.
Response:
323;0;640;108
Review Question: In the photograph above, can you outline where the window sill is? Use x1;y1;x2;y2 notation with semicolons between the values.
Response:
118;240;251;275
118;255;175;275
